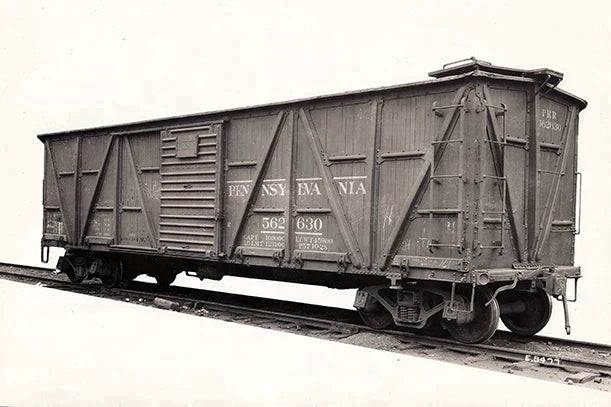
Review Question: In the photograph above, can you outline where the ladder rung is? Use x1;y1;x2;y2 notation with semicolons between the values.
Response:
539;169;565;176
505;136;528;146
482;175;506;180
428;243;461;248
432;104;463;111
418;208;462;215
431;174;462;179
483;217;503;224
432;139;463;145
482;211;505;217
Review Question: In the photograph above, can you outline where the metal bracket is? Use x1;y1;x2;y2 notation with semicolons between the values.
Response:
293;251;303;268
337;254;348;272
234;247;244;263
567;276;579;302
272;249;284;264
88;259;99;276
550;272;579;335
399;258;409;273
534;74;561;96
448;282;475;314
448;282;475;313
353;290;369;309
550;275;579;303
387;272;404;289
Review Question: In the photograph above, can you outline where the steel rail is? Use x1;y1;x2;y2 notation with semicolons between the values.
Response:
1;263;610;376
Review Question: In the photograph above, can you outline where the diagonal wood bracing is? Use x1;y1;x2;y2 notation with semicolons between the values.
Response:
125;136;157;245
482;85;526;262
45;142;74;243
78;136;116;244
229;111;286;256
299;108;365;269
532;106;577;261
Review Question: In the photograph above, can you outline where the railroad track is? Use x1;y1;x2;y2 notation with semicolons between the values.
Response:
1;261;610;389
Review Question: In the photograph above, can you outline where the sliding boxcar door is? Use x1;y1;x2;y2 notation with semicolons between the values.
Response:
159;124;223;257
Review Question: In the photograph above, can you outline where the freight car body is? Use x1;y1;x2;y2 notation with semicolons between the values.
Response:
40;59;587;343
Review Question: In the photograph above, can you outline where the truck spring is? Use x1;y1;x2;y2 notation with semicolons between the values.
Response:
398;306;419;323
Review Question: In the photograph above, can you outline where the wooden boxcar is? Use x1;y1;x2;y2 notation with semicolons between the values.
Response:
40;59;587;343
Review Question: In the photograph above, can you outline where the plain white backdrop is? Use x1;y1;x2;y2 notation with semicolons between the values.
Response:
1;1;610;404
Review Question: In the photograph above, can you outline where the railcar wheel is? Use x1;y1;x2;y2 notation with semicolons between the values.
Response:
121;271;138;283
499;289;552;336
155;272;177;287
445;286;500;344
358;296;393;330
66;269;85;284
100;262;122;288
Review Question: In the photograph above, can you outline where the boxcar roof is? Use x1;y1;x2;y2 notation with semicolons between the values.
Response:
37;64;587;140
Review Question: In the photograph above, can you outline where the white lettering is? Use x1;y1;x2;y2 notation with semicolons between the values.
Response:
229;184;249;197
262;216;286;230
230;179;366;197
355;182;366;195
337;180;366;195
298;182;321;196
